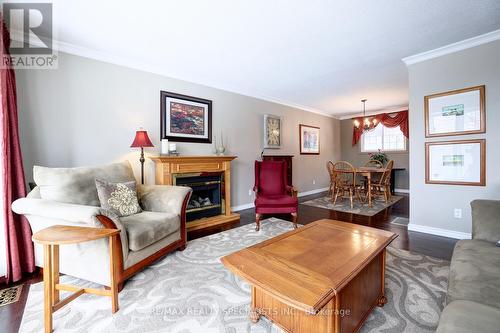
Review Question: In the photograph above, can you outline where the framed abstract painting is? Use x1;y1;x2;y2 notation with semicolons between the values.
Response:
424;85;485;137
161;91;212;143
425;139;485;186
263;114;282;149
299;124;320;155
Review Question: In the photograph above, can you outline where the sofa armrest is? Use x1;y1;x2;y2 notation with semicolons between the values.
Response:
12;198;101;226
138;185;192;216
471;200;500;243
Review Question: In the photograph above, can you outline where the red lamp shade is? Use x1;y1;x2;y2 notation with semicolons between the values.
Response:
130;130;154;148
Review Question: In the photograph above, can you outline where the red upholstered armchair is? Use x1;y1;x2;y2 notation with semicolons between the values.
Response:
253;160;298;231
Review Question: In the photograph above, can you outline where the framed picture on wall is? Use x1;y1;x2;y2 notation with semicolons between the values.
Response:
425;139;485;186
424;85;485;137
160;91;212;143
263;114;282;149
299;124;320;155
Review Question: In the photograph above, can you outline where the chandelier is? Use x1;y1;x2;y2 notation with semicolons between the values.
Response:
354;99;378;130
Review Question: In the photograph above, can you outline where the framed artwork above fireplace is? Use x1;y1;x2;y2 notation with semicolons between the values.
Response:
160;91;212;143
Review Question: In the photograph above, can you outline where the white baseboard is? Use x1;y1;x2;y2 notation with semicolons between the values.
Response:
231;187;329;212
394;188;410;194
298;187;329;198
231;202;254;212
408;223;471;240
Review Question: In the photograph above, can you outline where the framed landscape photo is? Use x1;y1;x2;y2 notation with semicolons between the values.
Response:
425;139;485;186
263;114;282;149
299;124;320;155
424;85;485;137
161;91;212;143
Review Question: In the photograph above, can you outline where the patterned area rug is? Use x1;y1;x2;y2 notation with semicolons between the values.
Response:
19;218;448;333
302;195;403;216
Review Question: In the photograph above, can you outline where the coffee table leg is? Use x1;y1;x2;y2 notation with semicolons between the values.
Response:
109;235;119;313
250;286;261;323
43;245;53;333
377;249;387;307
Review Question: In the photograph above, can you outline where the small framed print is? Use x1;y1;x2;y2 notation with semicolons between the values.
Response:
424;85;485;137
425;139;485;186
299;124;320;155
264;114;282;149
161;91;212;143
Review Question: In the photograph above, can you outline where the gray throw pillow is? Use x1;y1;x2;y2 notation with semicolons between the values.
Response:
95;179;142;217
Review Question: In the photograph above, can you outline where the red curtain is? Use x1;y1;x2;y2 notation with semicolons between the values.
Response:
352;110;409;146
1;18;35;282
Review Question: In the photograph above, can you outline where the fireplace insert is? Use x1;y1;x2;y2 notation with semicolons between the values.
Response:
173;172;224;222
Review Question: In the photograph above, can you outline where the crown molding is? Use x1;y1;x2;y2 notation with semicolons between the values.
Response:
46;39;336;119
338;105;409;120
402;29;500;66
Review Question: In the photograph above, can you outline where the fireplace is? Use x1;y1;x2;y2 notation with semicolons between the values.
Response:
173;172;224;222
151;155;239;232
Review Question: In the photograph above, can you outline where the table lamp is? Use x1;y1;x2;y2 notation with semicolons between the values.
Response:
130;128;154;184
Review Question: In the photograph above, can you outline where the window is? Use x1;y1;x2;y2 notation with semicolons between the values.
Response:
361;124;406;152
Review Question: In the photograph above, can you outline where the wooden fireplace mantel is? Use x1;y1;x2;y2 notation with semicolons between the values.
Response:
150;155;240;232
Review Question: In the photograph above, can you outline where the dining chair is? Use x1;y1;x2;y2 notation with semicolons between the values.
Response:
362;159;384;188
332;161;362;209
326;161;335;197
370;160;394;203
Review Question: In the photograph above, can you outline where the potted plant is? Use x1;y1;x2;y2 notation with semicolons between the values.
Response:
369;150;388;166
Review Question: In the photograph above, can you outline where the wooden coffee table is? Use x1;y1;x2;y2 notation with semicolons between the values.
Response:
221;219;397;333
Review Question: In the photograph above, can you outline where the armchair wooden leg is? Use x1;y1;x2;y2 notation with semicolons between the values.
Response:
291;212;298;229
255;214;262;231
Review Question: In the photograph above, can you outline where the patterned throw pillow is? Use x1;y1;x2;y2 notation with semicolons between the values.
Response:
95;179;142;217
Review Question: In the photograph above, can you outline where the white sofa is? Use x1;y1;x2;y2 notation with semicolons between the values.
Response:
12;161;191;288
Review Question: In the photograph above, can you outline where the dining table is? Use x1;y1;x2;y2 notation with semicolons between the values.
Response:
355;166;388;208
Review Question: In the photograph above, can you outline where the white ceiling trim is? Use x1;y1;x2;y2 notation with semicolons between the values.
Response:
338;105;409;120
50;39;337;119
402;29;500;66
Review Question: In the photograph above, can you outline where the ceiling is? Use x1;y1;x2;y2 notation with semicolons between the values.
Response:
37;1;500;116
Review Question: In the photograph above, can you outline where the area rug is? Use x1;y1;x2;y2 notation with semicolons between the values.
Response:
301;195;403;216
19;218;449;333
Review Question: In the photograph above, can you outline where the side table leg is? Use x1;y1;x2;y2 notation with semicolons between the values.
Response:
109;235;119;313
43;245;53;333
51;245;60;304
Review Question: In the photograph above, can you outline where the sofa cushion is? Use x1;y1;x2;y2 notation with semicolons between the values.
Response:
436;300;500;333
96;179;141;217
447;239;500;308
120;211;180;251
34;161;135;206
471;199;500;243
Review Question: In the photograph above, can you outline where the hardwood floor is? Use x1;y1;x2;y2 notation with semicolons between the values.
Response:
0;191;457;333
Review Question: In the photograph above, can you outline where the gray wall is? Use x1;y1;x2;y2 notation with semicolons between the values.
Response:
15;52;341;209
340;119;409;190
408;39;500;237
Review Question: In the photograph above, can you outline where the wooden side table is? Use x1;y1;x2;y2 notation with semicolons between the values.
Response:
32;225;121;333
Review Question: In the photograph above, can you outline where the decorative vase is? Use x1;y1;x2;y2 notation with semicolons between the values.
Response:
215;131;226;156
